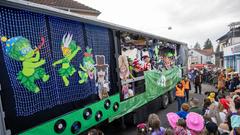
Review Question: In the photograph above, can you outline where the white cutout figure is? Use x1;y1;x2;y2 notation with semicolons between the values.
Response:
157;75;166;87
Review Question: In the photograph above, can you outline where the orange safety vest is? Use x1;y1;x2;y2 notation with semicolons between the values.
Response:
176;86;185;97
181;80;190;90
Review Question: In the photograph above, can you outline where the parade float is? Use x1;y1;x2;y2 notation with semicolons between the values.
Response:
0;1;188;134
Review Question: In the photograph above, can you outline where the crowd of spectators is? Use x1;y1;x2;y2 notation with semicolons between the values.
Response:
136;91;240;135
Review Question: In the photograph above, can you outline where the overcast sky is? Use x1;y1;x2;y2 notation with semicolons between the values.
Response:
77;0;240;49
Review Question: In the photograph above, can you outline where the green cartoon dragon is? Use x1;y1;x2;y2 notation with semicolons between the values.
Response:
52;33;81;86
78;47;95;84
1;36;49;93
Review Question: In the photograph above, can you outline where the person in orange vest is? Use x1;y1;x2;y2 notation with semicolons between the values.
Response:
176;81;185;111
181;75;191;102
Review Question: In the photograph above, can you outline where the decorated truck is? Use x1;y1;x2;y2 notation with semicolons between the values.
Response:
0;0;188;135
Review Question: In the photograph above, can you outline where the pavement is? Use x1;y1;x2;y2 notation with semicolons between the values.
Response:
102;83;216;135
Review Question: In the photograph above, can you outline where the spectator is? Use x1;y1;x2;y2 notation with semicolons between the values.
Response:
186;112;204;135
202;98;212;115
164;128;174;135
207;92;216;103
218;72;225;93
88;129;104;135
218;123;230;135
231;115;240;129
230;127;240;135
219;95;230;111
218;103;227;123
233;73;240;91
174;119;189;135
175;82;185;111
189;97;202;115
147;113;165;135
205;121;218;135
137;123;148;135
181;76;191;102
205;103;222;125
166;112;180;129
176;103;189;119
194;71;202;94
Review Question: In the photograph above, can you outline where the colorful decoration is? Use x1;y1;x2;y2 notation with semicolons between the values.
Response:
157;74;166;87
95;55;110;100
1;36;49;93
122;84;134;99
166;52;174;57
52;33;81;86
132;58;143;72
118;55;130;80
78;47;95;84
128;58;134;79
154;45;159;61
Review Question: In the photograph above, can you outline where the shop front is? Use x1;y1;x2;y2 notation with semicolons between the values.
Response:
223;43;240;72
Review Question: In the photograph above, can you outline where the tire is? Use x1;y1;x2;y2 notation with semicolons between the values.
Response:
168;90;174;104
161;93;169;109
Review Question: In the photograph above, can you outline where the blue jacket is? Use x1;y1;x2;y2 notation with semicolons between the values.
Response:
176;111;189;119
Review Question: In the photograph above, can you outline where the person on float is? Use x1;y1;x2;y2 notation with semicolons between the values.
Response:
142;55;151;71
181;75;191;102
175;82;186;111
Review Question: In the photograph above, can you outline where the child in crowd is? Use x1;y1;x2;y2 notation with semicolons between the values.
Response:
174;119;190;135
186;112;204;135
166;112;180;129
205;121;218;135
137;123;148;135
147;113;165;135
88;129;104;135
176;103;189;119
218;123;230;135
164;128;174;135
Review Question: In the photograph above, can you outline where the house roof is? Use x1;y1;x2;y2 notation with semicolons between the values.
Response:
193;48;214;56
26;0;101;16
2;0;187;45
217;26;240;41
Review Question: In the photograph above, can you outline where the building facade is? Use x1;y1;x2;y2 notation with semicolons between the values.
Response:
189;48;215;65
217;22;240;72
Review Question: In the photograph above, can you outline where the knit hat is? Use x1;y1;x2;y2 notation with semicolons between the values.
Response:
219;98;229;110
186;112;204;132
167;112;180;128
